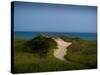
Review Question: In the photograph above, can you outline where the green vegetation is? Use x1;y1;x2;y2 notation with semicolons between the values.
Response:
60;35;97;68
24;35;57;56
14;34;97;73
65;40;97;68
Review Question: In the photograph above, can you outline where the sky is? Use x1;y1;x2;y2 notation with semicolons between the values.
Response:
13;2;97;33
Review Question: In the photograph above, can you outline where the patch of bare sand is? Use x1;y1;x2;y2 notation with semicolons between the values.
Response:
53;38;72;61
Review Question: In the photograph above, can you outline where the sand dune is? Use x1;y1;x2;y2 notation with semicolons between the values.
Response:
53;38;72;61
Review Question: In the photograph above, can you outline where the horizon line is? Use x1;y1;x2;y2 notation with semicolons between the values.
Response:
14;31;97;33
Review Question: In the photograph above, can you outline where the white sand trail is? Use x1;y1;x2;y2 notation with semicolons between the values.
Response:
53;38;72;61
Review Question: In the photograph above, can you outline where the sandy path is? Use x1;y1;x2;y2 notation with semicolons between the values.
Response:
53;38;72;61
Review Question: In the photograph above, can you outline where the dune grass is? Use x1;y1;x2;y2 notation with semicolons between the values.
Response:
60;36;97;68
14;35;97;73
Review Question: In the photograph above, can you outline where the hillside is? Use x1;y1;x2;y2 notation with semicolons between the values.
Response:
14;34;97;73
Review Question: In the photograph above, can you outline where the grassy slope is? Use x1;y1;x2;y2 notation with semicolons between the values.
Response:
14;35;97;73
60;36;97;68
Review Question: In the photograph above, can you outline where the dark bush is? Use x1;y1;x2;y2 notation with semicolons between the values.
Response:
25;34;57;56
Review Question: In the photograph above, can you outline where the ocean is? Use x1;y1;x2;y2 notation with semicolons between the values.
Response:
15;32;97;40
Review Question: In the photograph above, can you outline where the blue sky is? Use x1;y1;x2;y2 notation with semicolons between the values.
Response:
14;2;97;32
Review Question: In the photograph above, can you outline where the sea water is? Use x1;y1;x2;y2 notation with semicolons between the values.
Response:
15;32;97;40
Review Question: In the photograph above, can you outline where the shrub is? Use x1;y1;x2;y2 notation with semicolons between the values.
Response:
25;34;57;56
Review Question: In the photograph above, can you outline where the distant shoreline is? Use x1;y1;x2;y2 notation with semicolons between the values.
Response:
15;31;97;34
14;32;97;40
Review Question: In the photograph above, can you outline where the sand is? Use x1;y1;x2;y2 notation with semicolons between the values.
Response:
53;38;72;61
